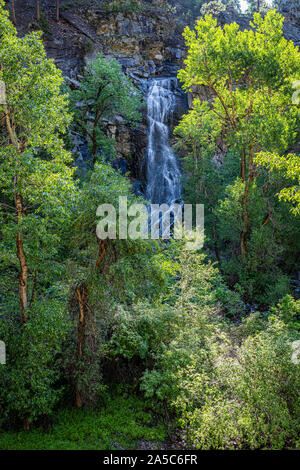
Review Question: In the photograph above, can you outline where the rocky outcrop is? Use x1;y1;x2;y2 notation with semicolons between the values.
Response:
279;0;300;26
10;1;299;180
279;0;300;46
78;3;187;177
218;4;300;46
11;1;186;179
83;5;185;79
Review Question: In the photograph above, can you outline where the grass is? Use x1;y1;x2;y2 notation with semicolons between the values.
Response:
0;394;167;450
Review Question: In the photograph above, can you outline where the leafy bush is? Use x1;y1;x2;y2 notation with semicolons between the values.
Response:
110;243;300;449
0;300;69;428
174;317;300;449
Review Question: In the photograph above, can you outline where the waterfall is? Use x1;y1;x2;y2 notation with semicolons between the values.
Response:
144;77;182;207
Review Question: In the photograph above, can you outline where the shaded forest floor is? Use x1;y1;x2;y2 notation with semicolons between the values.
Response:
0;394;169;450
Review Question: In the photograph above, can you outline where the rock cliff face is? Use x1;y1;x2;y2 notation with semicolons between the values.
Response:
218;4;300;45
10;1;300;179
11;1;187;179
78;2;188;177
278;0;300;46
279;0;300;27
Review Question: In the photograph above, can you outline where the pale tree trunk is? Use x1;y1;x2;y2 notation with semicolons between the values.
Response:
56;0;60;22
11;0;17;25
15;194;28;324
3;92;29;323
36;0;40;22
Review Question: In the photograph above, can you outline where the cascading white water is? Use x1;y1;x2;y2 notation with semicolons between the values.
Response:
144;77;181;207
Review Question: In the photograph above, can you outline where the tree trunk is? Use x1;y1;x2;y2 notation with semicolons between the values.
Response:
75;286;87;408
23;417;31;431
15;194;28;324
3;86;28;321
240;202;248;260
36;0;40;22
56;0;60;22
11;0;17;25
240;152;255;260
240;148;246;181
92;140;97;160
91;126;98;162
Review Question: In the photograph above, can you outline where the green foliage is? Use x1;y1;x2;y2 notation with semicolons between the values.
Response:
0;0;77;424
246;0;274;14
0;0;299;452
69;54;143;157
175;317;300;449
176;11;300;304
271;295;300;331
67;160;173;302
200;1;226;16
0;394;166;449
255;152;300;215
214;176;297;303
110;241;300;449
0;299;69;426
110;243;238;400
178;11;300;155
64;160;175;404
164;0;240;23
0;0;76;295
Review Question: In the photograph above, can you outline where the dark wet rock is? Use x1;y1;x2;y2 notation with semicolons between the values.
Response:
111;157;129;175
110;441;125;450
136;440;162;450
132;179;144;197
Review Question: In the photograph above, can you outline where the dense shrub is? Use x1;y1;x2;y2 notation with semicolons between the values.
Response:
110;243;300;449
0;300;69;428
175;318;300;449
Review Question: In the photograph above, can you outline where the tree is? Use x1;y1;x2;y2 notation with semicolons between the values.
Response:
11;0;16;25
70;54;142;161
56;0;60;22
200;1;226;16
178;11;300;259
169;0;240;22
64;160;173;407
246;0;273;13
0;3;75;322
0;0;77;426
36;0;40;22
174;100;222;259
255;152;300;215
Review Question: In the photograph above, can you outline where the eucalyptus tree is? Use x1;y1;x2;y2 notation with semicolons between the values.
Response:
0;0;76;322
0;0;78;426
178;10;300;260
66;160;174;407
